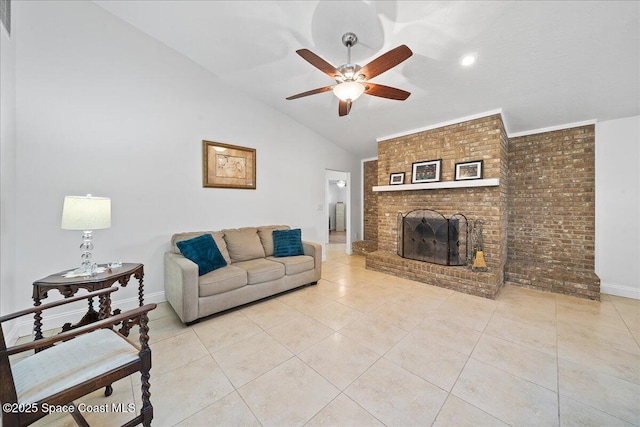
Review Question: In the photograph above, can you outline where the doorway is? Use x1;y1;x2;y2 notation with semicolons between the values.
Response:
325;170;351;255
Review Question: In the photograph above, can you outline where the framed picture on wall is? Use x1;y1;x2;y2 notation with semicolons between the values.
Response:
411;159;442;183
389;172;405;185
455;160;483;181
202;140;256;189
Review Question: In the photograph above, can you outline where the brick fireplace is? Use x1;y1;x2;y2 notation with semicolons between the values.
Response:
361;113;600;300
366;114;508;299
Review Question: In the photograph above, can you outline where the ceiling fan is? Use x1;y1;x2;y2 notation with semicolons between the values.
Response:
286;32;413;117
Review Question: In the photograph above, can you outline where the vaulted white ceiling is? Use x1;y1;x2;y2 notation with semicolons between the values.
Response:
95;1;639;158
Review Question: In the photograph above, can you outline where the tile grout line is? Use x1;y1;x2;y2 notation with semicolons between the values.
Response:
608;296;640;349
431;293;514;426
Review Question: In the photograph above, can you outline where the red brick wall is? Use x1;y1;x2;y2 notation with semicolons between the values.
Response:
353;160;379;255
363;160;378;242
505;125;599;299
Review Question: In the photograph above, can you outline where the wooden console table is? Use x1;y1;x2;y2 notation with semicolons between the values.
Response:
32;263;144;342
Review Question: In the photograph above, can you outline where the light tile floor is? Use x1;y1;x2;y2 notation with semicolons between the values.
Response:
22;244;640;426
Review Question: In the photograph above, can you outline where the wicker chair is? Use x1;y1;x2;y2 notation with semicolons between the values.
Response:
0;287;156;426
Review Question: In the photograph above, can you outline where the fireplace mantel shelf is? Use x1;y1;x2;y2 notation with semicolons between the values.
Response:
373;178;499;192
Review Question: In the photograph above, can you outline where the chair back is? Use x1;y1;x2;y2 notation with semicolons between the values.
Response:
0;320;20;422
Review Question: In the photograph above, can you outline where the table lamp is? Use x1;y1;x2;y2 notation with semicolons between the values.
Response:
61;194;111;275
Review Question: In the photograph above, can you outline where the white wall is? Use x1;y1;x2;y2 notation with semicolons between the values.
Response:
596;115;640;299
1;12;18;342
9;1;360;333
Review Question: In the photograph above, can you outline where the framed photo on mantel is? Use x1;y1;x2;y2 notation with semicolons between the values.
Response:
202;140;256;189
389;172;405;185
411;159;442;183
455;160;483;181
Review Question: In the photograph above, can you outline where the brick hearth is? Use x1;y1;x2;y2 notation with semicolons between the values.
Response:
366;251;501;298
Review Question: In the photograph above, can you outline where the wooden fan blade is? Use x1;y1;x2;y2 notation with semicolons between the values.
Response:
286;86;334;100
360;45;413;80
338;100;352;117
296;49;342;79
364;82;411;100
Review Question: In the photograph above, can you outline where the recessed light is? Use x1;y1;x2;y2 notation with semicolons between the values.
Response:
461;54;476;67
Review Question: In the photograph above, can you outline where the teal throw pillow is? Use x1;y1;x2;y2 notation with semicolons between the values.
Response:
176;234;227;276
273;228;304;257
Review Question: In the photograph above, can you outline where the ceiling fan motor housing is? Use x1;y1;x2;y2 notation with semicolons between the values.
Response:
336;64;363;82
341;32;358;47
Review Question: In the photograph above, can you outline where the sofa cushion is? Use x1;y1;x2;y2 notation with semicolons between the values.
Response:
172;231;231;264
273;228;304;257
176;234;227;276
232;258;285;285
267;255;314;275
224;228;266;262
198;265;247;297
257;225;290;257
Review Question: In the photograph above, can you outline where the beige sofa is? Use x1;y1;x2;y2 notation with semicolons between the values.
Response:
164;225;322;324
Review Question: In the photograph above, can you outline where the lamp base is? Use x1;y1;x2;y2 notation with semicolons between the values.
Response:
64;265;107;278
72;265;96;276
75;230;96;276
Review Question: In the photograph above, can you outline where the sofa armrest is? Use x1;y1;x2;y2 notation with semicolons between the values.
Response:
302;240;322;282
164;252;199;323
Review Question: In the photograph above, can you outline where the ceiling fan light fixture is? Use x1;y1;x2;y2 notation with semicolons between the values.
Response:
461;54;477;67
333;81;365;102
286;33;413;116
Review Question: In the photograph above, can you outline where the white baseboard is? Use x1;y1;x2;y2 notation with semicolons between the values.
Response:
9;291;166;345
600;282;640;300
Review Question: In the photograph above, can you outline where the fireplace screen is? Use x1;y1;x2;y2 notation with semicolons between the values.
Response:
397;210;468;266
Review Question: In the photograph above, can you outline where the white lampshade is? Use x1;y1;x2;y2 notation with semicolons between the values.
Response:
61;195;111;231
333;81;365;102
